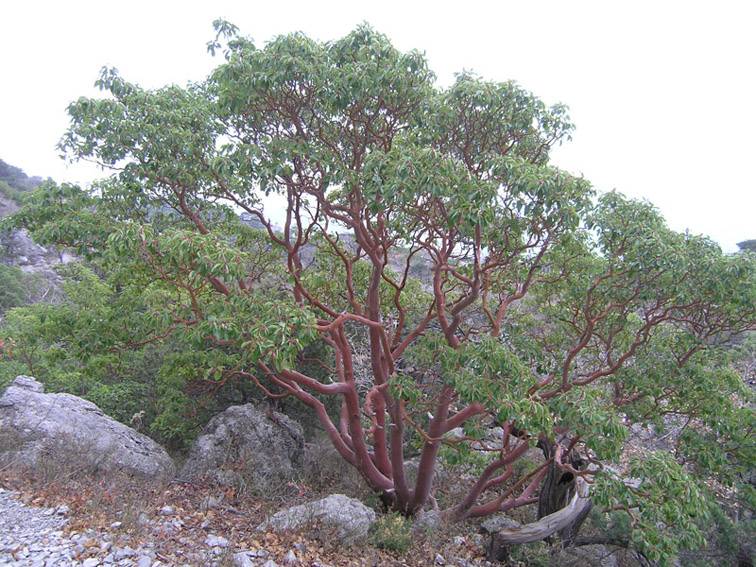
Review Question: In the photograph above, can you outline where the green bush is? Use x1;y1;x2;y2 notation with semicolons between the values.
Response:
0;180;22;204
370;512;414;554
0;263;30;313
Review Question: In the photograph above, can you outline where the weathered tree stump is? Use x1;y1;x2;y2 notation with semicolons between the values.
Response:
486;475;592;561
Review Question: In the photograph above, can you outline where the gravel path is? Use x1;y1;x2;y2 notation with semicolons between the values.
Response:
0;487;332;567
0;486;497;567
0;488;218;567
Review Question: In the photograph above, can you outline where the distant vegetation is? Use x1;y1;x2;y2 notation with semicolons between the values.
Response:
0;158;47;205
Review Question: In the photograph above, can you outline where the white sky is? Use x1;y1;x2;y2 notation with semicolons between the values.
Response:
1;1;754;251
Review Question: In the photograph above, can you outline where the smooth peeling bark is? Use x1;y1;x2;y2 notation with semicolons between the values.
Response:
408;385;456;512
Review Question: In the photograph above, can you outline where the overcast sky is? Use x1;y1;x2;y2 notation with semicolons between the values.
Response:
1;1;754;251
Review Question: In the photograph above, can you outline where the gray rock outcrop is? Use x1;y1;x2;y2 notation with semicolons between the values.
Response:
0;376;176;479
257;494;376;543
180;404;305;493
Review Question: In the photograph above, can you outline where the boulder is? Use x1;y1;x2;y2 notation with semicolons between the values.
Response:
258;494;376;543
180;404;304;493
0;376;176;479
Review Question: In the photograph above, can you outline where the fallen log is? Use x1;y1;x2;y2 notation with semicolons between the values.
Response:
487;475;592;562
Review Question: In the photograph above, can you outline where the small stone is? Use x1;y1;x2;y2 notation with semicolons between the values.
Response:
435;554;446;565
136;556;152;567
284;549;298;564
55;504;70;516
201;495;224;511
110;521;123;529
159;505;175;516
205;534;231;548
114;545;137;559
82;558;101;567
233;552;257;567
261;560;280;567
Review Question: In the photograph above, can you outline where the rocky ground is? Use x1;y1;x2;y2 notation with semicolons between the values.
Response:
0;376;501;567
0;471;503;567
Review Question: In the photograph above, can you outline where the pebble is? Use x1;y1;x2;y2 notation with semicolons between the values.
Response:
0;489;162;567
0;487;496;567
205;535;231;548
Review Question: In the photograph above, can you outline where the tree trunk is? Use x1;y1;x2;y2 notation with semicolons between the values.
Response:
537;439;592;541
487;475;592;562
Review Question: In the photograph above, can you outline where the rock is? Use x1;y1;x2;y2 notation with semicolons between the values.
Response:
8;375;43;393
258;494;376;543
233;552;259;567
205;534;231;548
413;508;442;532
479;515;521;534
180;404;304;493
114;545;137;560
0;376;176;479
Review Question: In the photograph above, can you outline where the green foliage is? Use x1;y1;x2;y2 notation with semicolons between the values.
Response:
3;23;756;565
0;262;240;448
0;263;33;313
592;453;709;565
0;158;46;197
369;512;414;554
737;239;756;253
0;180;21;204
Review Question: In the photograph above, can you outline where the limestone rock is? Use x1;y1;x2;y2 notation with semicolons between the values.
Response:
180;404;304;493
258;494;376;543
413;508;442;532
0;376;176;479
479;515;521;534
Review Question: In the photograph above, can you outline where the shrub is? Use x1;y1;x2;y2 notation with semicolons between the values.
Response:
370;512;414;555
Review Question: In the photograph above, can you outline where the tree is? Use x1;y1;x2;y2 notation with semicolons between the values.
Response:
6;22;756;563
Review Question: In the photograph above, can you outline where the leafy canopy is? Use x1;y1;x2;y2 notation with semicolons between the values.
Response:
4;22;756;564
